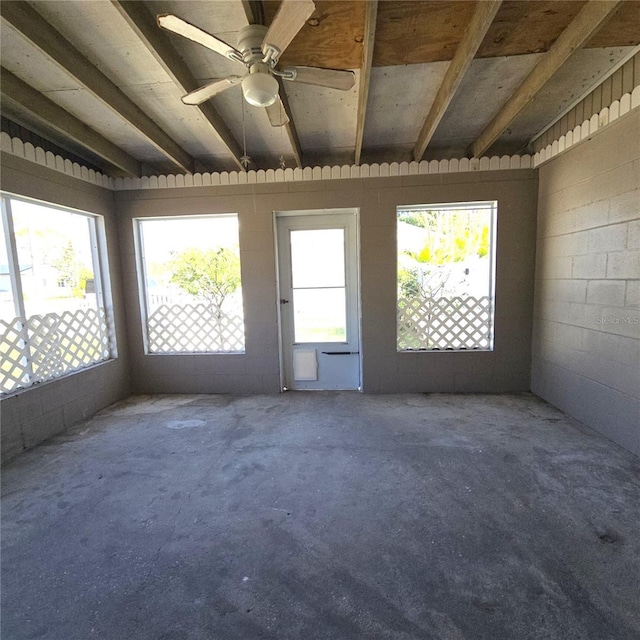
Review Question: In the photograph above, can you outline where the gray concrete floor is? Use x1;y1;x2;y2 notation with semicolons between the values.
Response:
2;392;639;640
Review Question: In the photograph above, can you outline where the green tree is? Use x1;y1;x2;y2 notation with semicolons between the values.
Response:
398;267;422;298
169;247;241;318
51;241;94;297
52;240;77;287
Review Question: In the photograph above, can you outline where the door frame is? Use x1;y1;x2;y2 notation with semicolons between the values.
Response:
273;208;362;391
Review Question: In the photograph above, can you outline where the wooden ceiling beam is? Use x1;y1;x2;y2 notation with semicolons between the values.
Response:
1;68;141;177
471;0;623;158
413;0;502;162
112;0;245;171
1;1;195;173
241;1;264;26
276;78;303;168
354;0;378;166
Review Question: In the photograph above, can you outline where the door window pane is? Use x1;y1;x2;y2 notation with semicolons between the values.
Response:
293;288;346;343
291;229;345;288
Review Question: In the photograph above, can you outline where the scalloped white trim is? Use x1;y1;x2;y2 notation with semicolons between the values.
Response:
534;89;639;167
111;155;534;190
0;132;116;190
0;136;533;191
2;87;637;191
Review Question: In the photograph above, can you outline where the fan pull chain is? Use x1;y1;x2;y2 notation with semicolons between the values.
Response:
278;94;286;170
240;91;251;169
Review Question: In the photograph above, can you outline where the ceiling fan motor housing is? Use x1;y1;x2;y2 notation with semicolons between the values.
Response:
237;25;280;107
237;24;270;65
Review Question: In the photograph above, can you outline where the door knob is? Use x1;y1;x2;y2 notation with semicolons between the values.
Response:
280;298;289;304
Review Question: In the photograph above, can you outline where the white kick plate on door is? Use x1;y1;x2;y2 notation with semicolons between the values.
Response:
293;349;318;381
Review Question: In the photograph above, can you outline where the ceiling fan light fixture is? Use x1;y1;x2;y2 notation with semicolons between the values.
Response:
242;72;279;107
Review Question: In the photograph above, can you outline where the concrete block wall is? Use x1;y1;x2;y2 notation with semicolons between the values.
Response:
0;361;130;462
116;169;538;395
0;153;131;462
532;109;640;455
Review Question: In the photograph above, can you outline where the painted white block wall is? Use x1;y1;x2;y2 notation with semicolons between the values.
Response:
532;110;640;455
116;170;537;395
0;153;131;462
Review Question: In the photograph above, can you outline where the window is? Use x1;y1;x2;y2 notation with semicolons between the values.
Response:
397;202;496;351
136;215;245;354
0;195;114;394
290;228;347;343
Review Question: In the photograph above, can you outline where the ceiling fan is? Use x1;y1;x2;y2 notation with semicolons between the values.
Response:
157;0;356;127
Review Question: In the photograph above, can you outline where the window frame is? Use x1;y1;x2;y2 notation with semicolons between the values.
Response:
134;213;246;356
0;192;117;395
396;200;497;353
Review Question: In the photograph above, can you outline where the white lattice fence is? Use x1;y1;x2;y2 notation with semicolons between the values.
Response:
0;307;110;394
398;296;493;351
147;304;245;353
0;318;31;392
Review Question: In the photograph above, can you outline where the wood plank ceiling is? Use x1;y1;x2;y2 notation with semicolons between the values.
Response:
1;0;638;177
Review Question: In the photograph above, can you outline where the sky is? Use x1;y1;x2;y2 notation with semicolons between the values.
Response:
139;215;240;265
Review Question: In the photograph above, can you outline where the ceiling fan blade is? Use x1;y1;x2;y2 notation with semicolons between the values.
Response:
284;66;356;91
262;0;315;61
157;14;243;64
182;77;242;105
265;96;290;127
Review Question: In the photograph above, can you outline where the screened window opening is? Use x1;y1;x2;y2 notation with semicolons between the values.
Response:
136;215;245;354
0;195;114;394
397;202;496;351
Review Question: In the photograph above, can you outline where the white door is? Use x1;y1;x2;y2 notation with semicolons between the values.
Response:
276;210;360;390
